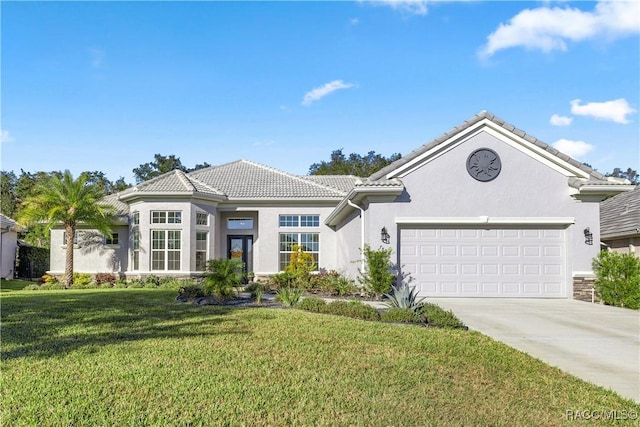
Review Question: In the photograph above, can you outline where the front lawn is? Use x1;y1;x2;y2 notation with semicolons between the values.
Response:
2;289;638;426
0;278;35;292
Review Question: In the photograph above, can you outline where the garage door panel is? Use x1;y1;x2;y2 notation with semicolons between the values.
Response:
400;227;567;298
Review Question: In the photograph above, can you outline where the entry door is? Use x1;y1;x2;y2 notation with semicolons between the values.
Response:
227;235;254;274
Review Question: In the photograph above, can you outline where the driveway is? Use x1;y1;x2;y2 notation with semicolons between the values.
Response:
432;298;640;403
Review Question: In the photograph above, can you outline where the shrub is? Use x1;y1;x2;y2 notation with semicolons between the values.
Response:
420;303;466;329
253;285;264;304
592;250;640;309
297;296;327;312
310;271;358;296
359;245;395;298
144;275;161;288
24;284;41;291
270;272;297;290
41;274;58;285
71;281;98;289
384;282;425;312
127;278;145;288
114;279;127;288
323;300;380;321
40;282;65;290
276;287;303;307
62;272;92;287
284;245;316;281
381;307;421;323
95;273;117;287
179;284;206;299
204;258;244;300
160;277;191;291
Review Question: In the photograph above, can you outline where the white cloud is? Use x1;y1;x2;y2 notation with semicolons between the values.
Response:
570;98;636;124
1;129;14;143
88;47;106;68
350;17;360;25
549;114;573;126
302;80;355;106
552;139;594;158
479;1;640;57
363;0;429;16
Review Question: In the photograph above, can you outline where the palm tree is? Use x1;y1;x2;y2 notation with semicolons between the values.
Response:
18;170;116;287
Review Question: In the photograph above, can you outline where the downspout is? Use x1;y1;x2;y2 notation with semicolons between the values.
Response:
347;199;366;271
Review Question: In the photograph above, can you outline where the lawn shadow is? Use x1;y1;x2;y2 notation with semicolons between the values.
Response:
1;290;270;360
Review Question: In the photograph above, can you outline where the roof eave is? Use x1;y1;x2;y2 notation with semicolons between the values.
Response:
325;185;404;227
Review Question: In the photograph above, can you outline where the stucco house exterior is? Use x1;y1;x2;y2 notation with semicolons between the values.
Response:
49;111;633;298
1;214;22;279
600;186;640;257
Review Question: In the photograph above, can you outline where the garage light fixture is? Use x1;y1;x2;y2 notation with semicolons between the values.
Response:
584;227;593;245
381;227;390;244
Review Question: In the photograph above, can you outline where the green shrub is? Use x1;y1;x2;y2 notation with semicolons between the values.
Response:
592;250;640;309
41;274;58;285
323;300;380;321
359;245;395;298
114;279;127;289
284;245;316;281
253;285;264;304
381;307;421;323
179;284;206;299
276;287;303;307
420;303;466;329
311;271;358;296
270;272;297;290
62;272;92;287
297;296;327;312
72;282;98;289
384;282;425;312
160;277;191;291
144;275;161;288
204;258;244;300
40;282;65;290
24;284;41;291
95;273;117;287
127;278;145;288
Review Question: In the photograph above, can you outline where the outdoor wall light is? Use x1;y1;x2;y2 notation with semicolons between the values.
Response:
381;227;390;244
584;227;593;245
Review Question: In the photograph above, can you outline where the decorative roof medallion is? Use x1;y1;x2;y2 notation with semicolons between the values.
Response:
466;148;501;182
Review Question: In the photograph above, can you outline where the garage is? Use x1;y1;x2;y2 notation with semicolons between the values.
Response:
399;227;568;298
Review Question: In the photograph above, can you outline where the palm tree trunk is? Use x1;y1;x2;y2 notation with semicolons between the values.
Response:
65;225;74;288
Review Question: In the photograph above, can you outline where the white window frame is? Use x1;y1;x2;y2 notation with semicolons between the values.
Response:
227;218;253;230
278;232;319;272
151;230;181;271
196;231;208;271
196;212;209;226
151;211;182;224
279;214;320;228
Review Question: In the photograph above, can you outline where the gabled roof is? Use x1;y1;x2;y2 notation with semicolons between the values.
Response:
369;110;610;186
601;186;640;239
0;214;23;232
189;160;346;199
302;175;362;193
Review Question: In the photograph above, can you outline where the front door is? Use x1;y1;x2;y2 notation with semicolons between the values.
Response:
227;235;253;275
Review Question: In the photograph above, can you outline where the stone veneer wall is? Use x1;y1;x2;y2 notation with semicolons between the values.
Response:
573;275;602;303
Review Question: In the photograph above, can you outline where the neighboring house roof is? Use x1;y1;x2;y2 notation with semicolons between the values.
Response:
0;214;23;232
601;186;640;239
369;110;613;187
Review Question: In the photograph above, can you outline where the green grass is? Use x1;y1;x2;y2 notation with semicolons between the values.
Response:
2;289;638;426
0;278;36;292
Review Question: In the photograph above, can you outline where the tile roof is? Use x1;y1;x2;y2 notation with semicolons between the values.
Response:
101;193;130;216
189;160;347;199
369;110;608;184
124;170;224;196
0;214;22;231
600;186;640;238
302;175;362;193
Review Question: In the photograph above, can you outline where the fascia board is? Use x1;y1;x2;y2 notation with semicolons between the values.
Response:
395;216;575;226
325;186;403;227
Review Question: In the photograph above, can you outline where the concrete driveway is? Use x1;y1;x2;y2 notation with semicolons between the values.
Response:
433;298;640;403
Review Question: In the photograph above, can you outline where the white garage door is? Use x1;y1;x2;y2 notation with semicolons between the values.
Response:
400;228;567;298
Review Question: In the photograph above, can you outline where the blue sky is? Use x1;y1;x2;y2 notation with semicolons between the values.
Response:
1;1;638;183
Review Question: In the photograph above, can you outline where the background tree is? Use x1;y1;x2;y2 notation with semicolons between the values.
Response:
606;167;639;185
309;149;401;177
18;170;116;287
133;154;211;183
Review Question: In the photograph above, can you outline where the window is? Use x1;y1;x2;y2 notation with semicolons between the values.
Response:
105;233;119;245
279;232;319;271
132;230;140;270
151;211;182;224
132;211;139;225
196;212;208;226
228;218;253;230
279;215;320;228
196;232;207;271
62;231;79;245
151;230;181;271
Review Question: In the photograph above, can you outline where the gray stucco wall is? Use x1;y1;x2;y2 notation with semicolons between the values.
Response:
351;130;600;281
1;230;18;279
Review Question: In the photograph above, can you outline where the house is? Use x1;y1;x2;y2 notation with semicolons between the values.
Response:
600;186;640;257
49;111;634;298
1;214;22;279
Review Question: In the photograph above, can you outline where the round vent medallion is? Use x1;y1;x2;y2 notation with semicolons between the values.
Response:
466;148;501;182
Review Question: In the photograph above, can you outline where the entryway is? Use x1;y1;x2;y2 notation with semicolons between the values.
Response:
227;235;253;274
